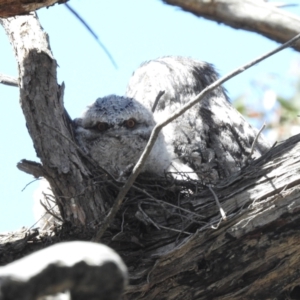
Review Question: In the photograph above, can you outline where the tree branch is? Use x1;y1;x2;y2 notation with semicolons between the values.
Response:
163;0;300;51
0;13;107;227
0;0;65;18
64;3;118;69
17;159;45;178
0;242;127;300
0;73;17;87
2;133;300;299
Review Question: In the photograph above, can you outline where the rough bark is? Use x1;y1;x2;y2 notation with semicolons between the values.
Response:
1;0;300;54
1;10;300;300
1;135;300;299
0;14;108;227
121;134;300;299
163;0;300;52
0;0;65;18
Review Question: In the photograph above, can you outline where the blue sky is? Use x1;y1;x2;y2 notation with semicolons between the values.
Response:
0;0;300;232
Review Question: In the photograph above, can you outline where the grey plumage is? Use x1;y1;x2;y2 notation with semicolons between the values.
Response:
126;56;270;180
74;95;174;178
75;56;270;182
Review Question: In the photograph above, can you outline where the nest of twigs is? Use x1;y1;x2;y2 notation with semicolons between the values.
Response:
0;163;256;267
0;135;281;268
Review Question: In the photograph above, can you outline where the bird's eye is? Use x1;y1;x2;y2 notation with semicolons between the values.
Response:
124;118;136;129
95;122;109;132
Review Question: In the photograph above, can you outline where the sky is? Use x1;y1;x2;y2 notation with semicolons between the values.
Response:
0;0;300;232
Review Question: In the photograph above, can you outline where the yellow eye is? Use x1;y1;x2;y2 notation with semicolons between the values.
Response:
124;118;136;129
96;122;109;132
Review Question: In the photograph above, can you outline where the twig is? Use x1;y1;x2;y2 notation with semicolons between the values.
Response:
64;3;118;69
28;198;63;232
92;32;300;242
152;224;192;235
21;178;40;192
137;203;161;230
120;207;127;232
111;207;128;241
208;185;226;221
175;222;195;244
274;3;298;8
246;122;266;161
152;90;165;113
210;217;223;230
0;73;18;87
140;200;206;225
138;203;192;235
39;200;63;222
132;185;205;219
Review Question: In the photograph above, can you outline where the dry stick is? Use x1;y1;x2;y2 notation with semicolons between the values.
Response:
39;201;62;222
141;200;206;226
0;73;18;87
64;3;118;69
208;185;226;221
132;185;205;219
275;3;298;8
247;122;266;160
93;32;300;242
138;202;192;235
21;178;40;192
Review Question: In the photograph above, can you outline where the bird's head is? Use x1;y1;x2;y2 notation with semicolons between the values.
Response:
73;95;168;178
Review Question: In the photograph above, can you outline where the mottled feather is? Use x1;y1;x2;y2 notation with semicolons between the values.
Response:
126;56;269;181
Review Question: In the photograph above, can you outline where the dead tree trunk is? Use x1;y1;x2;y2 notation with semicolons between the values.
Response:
0;13;112;228
121;134;300;299
1;12;300;300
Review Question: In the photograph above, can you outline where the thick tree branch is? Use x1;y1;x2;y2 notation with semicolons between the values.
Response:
1;0;300;53
0;242;127;300
1;0;300;54
17;159;45;178
1;134;300;299
119;134;300;299
0;0;65;18
163;0;300;52
0;13;107;227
